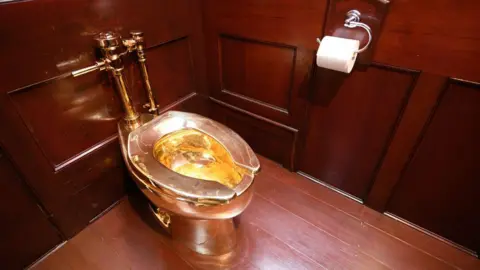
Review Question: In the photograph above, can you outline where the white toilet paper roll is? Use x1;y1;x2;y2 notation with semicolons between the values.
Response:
316;36;360;73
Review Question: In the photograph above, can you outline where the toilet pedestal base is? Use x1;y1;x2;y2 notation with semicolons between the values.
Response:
149;204;237;256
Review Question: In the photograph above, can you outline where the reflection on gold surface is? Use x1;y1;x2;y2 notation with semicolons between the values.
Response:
153;129;249;189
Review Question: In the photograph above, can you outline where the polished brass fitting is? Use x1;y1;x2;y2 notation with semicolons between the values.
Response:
94;32;141;128
123;31;159;115
70;30;158;128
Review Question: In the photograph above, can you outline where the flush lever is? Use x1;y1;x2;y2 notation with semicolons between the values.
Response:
70;31;141;128
71;60;106;77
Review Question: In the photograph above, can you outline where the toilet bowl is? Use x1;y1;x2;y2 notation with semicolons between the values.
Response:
118;111;260;255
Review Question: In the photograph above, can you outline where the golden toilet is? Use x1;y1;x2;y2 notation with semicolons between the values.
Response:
70;31;260;255
118;111;260;255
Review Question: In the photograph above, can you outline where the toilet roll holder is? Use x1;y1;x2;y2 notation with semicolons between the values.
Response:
317;10;373;54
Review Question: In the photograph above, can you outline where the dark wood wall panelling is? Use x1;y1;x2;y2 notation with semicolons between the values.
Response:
0;0;207;267
203;0;326;170
202;0;480;256
369;76;480;255
383;79;480;254
374;1;480;82
0;147;63;269
298;65;418;201
209;102;299;169
368;0;480;255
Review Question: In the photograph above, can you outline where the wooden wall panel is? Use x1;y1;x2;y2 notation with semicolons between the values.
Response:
0;148;62;269
145;37;198;108
9;37;197;169
384;80;480;254
0;0;206;242
202;0;327;49
46;140;127;235
366;73;447;211
202;0;325;167
219;35;295;113
203;0;324;128
9;74;123;167
374;0;480;82
298;65;417;200
0;0;198;94
210;100;297;169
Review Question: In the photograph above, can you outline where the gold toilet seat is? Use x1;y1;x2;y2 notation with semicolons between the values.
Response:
127;111;260;204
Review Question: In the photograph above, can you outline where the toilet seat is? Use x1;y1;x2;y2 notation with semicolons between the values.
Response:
127;111;260;203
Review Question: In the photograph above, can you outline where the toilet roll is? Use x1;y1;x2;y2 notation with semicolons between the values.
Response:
316;36;360;73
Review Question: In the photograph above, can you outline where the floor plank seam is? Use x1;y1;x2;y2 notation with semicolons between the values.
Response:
264;169;463;269
253;192;391;269
26;241;68;270
247;221;328;270
365;221;461;270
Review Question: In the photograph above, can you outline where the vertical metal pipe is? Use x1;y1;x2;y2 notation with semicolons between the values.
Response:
138;56;157;113
95;32;140;128
112;68;139;123
130;31;159;114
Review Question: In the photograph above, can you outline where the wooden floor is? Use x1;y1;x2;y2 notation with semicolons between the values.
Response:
32;156;479;270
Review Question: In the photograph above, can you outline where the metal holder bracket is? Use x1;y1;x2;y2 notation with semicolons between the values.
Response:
344;10;372;53
316;9;373;54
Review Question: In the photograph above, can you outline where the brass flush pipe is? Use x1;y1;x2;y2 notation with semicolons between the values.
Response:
95;32;141;128
70;31;161;128
123;31;159;115
71;32;140;129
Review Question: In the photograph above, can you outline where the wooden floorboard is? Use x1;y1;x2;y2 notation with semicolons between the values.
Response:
255;170;452;269
259;157;480;270
245;194;388;269
32;156;480;270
